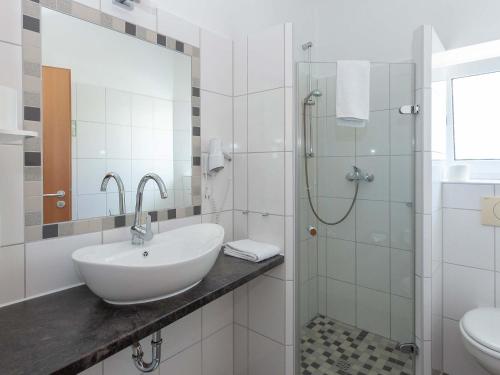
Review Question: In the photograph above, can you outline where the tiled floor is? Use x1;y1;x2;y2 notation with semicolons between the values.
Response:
301;315;413;375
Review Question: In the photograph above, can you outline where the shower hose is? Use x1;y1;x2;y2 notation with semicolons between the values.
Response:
302;102;359;226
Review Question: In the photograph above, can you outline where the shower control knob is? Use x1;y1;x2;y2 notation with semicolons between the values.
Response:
308;226;317;237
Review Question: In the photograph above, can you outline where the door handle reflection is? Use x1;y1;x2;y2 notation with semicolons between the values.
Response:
43;190;66;198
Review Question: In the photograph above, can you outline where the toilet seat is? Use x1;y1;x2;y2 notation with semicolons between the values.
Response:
461;308;500;359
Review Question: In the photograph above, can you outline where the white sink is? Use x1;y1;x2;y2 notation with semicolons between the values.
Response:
72;224;224;305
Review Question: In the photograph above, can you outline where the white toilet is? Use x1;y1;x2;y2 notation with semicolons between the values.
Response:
460;308;500;374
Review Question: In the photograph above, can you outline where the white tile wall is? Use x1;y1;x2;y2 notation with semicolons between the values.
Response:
159;343;201;375
443;262;494;321
370;64;390;111
356;243;390;292
440;181;500;373
443;183;493;210
200;30;232;96
202;292;233;338
247;153;285;215
233;38;248;97
326;278;356;325
202;210;234;243
157;10;200;48
0;145;24;246
443;208;494;270
325;238;355;283
357;286;391;338
248;330;285;375
200;90;233;153
247;213;285;250
247;88;285;152
231;22;293;375
0;41;23;130
248;275;285;343
355;110;390;156
0;1;22;45
233;324;248;375
443;318;490;375
247;24;285;93
202;325;234;375
0;4;243;375
26;232;101;297
233;95;248;153
73;84;182;219
0;244;24;305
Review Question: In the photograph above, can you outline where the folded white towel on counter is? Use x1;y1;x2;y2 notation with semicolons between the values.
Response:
336;60;371;127
224;239;281;262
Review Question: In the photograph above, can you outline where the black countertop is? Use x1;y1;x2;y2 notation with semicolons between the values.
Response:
0;254;284;375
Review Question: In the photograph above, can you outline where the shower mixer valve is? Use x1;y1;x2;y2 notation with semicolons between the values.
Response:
346;166;374;183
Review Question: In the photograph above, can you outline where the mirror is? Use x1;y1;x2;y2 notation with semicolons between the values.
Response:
40;7;193;224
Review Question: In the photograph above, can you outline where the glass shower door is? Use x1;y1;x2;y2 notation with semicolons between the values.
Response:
296;61;415;375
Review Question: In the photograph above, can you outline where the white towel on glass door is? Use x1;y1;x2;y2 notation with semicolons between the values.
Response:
336;60;370;127
224;239;280;262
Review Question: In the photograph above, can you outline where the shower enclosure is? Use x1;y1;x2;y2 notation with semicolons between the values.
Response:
296;61;416;375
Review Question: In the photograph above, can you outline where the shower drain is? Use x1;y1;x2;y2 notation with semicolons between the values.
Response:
335;359;351;371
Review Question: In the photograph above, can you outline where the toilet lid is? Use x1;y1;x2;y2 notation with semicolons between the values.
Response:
461;308;500;353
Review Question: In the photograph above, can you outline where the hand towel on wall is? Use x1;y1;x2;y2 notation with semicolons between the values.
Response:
336;60;370;127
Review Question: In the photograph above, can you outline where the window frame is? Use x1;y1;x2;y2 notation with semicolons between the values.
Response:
442;57;500;180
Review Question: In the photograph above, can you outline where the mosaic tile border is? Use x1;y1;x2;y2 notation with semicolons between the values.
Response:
22;0;202;242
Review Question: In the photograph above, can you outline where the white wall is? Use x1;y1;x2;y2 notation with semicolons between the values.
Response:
231;23;295;375
156;0;500;62
0;1;238;374
440;182;499;375
1;2;297;375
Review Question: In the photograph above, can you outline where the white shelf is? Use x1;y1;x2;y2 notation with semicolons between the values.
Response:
0;129;38;145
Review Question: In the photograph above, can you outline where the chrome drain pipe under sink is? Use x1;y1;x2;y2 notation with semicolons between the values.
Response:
131;331;162;372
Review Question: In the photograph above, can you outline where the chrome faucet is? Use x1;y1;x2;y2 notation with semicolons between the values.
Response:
346;165;375;183
131;173;168;245
100;172;126;215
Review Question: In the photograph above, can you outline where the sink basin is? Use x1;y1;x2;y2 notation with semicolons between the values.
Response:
72;224;224;305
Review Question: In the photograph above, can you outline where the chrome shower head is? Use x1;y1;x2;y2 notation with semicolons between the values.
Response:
304;89;323;104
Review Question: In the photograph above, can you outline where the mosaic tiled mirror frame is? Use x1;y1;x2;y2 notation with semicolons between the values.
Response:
22;0;202;242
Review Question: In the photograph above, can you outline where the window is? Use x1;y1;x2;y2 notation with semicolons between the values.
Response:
452;71;500;160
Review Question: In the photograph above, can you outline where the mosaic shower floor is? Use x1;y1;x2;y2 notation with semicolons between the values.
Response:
301;315;413;375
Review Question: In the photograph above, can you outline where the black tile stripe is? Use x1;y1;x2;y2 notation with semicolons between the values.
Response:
192;107;200;117
125;22;136;36
175;41;184;53
192;156;200;166
192;87;200;97
42;224;58;239
23;15;40;33
25;152;41;167
114;215;126;228
148;211;158;222
157;34;166;46
193;206;201;215
192;127;200;136
24;106;40;121
167;209;176;220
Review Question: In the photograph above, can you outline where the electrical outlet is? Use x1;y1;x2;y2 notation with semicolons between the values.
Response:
481;197;500;226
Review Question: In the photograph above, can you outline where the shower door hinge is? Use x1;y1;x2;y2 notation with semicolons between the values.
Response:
397;342;419;356
399;105;420;115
